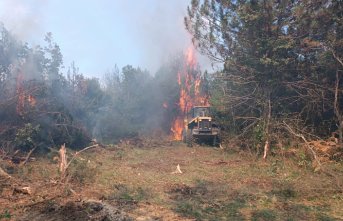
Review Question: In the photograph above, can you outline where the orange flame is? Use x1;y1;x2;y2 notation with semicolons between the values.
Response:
177;72;181;85
171;47;209;140
186;47;196;68
171;116;184;140
16;71;24;116
28;95;36;107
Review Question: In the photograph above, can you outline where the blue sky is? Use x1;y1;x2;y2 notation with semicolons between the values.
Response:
0;0;211;77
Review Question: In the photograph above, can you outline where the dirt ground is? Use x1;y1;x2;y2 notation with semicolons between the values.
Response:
1;142;343;220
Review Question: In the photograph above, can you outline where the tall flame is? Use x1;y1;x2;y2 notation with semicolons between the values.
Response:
171;47;209;140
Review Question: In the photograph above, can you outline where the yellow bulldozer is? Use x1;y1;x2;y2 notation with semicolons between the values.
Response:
182;106;220;147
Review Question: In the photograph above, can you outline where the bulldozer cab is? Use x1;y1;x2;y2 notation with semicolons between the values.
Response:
189;106;210;118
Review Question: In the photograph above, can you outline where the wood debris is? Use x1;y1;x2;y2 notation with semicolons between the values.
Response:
14;186;32;195
171;164;183;174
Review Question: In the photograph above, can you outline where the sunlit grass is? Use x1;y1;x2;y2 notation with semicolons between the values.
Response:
87;144;343;220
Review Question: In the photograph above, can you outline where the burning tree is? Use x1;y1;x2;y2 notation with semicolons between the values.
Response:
171;47;209;140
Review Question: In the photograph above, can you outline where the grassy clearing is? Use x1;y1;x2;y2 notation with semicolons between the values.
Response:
87;143;343;220
1;143;343;220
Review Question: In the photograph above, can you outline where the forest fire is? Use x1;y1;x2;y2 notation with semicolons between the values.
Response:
28;95;37;107
171;47;209;140
16;72;25;116
16;70;37;116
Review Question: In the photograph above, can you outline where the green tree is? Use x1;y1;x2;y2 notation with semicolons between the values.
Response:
186;0;343;155
292;0;343;146
186;0;297;157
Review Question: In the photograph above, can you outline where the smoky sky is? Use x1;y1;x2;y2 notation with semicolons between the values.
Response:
0;0;212;76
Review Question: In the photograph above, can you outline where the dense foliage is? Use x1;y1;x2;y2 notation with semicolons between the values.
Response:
185;0;343;155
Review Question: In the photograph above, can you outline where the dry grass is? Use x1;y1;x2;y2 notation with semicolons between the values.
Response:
1;143;343;220
89;144;343;220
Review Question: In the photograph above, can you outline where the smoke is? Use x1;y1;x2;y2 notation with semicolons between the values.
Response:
0;0;212;76
117;1;190;73
0;0;47;42
0;1;213;146
113;1;213;74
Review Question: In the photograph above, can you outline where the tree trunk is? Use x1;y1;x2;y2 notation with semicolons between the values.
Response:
334;69;343;149
339;121;343;150
263;97;271;159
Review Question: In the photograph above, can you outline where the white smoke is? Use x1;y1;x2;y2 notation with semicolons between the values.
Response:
0;0;47;42
0;0;213;75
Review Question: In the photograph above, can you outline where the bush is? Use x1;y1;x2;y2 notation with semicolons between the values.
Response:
68;158;97;185
0;210;11;220
14;123;40;151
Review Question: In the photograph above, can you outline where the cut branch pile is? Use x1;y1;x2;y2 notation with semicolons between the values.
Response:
309;139;342;160
1;149;36;165
283;121;322;168
283;121;343;164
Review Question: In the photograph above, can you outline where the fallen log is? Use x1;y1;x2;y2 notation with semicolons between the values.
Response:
20;146;37;166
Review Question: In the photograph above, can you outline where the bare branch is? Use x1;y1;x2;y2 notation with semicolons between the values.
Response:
282;121;321;168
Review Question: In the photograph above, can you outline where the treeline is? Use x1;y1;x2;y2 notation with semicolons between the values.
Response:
185;0;343;156
2;0;342;157
0;24;203;152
